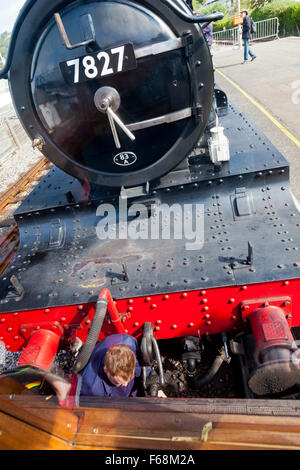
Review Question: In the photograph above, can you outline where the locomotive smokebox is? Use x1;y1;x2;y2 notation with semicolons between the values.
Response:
247;306;300;396
6;0;223;187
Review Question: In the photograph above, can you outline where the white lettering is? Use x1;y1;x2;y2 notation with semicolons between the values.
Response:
95;203;116;240
66;58;79;83
111;45;125;72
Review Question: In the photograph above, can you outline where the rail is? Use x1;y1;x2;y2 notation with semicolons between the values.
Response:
0;225;19;276
0;157;50;276
213;17;279;47
0;157;49;212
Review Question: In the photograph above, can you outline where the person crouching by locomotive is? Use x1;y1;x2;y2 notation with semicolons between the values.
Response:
46;334;164;406
240;9;257;64
203;22;213;51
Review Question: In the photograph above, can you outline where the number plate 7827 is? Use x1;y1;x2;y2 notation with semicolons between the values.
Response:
59;43;137;84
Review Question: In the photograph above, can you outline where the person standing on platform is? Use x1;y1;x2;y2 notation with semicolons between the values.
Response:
240;9;257;64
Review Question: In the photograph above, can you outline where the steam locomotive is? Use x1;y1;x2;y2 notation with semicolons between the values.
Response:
1;0;300;400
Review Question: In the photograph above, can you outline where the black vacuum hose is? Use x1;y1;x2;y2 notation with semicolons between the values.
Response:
72;298;108;373
151;336;165;386
160;1;224;24
192;347;227;389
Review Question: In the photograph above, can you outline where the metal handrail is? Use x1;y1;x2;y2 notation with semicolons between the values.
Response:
213;17;279;46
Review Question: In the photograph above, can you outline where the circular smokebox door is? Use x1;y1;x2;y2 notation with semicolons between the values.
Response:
9;0;214;186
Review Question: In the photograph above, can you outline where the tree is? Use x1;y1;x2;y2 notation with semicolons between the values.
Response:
0;32;10;60
250;0;272;9
193;0;205;9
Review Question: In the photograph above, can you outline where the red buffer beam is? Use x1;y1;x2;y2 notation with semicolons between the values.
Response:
0;278;299;352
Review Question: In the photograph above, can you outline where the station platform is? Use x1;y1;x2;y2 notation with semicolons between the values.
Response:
213;37;300;201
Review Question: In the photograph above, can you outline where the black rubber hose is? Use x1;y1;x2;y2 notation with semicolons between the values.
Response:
142;366;148;390
187;358;197;377
140;334;153;366
72;298;108;373
160;1;224;24
192;347;227;389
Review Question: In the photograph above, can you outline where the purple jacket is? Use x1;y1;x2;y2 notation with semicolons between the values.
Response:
79;334;146;398
203;23;213;47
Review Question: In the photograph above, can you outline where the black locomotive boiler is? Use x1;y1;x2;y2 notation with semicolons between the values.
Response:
1;0;300;400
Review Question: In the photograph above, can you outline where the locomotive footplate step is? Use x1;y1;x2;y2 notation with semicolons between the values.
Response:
0;101;300;313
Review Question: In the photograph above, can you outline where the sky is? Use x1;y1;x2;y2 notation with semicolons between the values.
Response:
0;0;26;34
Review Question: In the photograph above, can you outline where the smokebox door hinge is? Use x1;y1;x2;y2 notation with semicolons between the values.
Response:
181;31;194;57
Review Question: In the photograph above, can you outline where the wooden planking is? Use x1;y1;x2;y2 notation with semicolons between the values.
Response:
0;376;26;395
77;396;300;417
74;444;121;450
0;411;73;450
73;407;300;450
1;382;300;450
77;408;208;434
0;376;79;442
74;408;207;450
1;400;300;450
0;395;79;443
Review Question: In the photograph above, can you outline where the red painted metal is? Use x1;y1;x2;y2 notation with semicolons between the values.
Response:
17;328;63;371
246;304;299;395
0;278;300;352
248;305;296;363
98;288;127;334
240;297;293;327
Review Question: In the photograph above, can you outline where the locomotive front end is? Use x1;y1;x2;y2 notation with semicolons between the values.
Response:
7;0;219;187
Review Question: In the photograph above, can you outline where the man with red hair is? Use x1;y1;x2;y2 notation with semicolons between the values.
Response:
49;333;148;406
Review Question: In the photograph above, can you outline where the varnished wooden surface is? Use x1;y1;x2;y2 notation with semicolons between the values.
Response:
1;377;300;450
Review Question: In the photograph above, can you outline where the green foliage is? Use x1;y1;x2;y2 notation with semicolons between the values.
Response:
251;0;300;36
193;1;233;31
0;32;10;60
193;0;204;8
250;0;272;9
194;1;228;14
213;16;235;32
193;0;300;35
193;0;207;10
193;1;252;32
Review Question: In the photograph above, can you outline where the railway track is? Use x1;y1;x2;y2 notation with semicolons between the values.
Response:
0;156;51;276
0;225;19;276
0;156;49;213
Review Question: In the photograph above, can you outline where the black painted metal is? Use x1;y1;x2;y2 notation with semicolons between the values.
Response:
1;101;300;313
8;0;214;187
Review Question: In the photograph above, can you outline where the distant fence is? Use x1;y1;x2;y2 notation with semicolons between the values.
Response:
0;108;29;159
213;17;279;47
